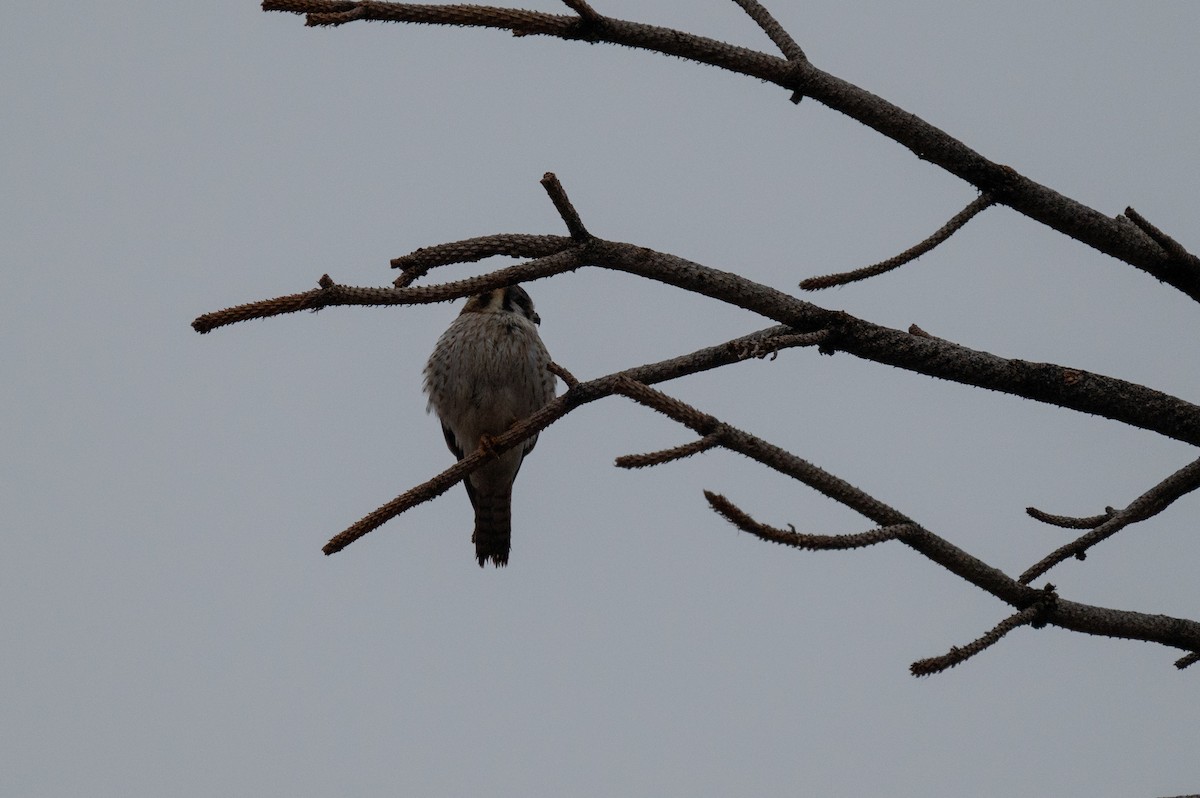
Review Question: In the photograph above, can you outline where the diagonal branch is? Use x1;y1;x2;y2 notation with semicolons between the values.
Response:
705;491;916;550
540;172;591;240
391;232;573;286
262;0;1200;301
1026;506;1115;530
1019;456;1200;584
558;0;600;25
192;245;584;333
910;601;1048;676
615;433;723;469
603;378;1200;664
801;193;995;290
195;227;1200;447
320;324;809;552
1123;206;1200;267
728;0;805;62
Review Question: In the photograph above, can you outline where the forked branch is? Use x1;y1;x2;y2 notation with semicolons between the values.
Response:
322;324;831;554
194;176;1200;450
600;378;1200;666
262;0;1200;301
1020;456;1200;584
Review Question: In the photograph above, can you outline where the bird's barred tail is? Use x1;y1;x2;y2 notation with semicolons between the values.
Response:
472;488;513;568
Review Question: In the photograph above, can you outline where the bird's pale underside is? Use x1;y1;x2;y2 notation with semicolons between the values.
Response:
423;285;556;567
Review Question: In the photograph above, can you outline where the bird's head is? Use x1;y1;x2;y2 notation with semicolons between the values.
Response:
461;285;541;325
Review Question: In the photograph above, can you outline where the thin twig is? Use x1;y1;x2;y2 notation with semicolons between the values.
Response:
320;325;799;552
728;0;805;61
604;379;1200;662
706;491;916;550
1176;651;1200;670
324;392;571;554
615;434;722;469
192;247;584;334
194;226;1200;449
391;233;573;286
547;361;579;388
730;329;829;359
801;194;994;290
611;376;719;432
559;0;601;24
541;172;591;240
910;603;1046;676
1026;506;1115;530
1124;206;1197;265
263;0;1200;299
1020;456;1200;584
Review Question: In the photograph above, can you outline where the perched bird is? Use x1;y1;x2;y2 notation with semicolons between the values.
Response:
423;285;557;567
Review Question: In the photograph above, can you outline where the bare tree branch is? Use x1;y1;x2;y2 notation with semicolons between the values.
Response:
192;245;583;333
1020;456;1200;584
1026;505;1115;530
615;434;723;469
195;227;1200;447
261;0;1200;301
198;6;1200;671
319;324;805;552
547;360;579;389
705;491;916;550
558;0;600;25
390;233;572;287
911;601;1047;677
600;378;1200;664
801;193;995;290
728;0;805;62
1124;206;1200;267
540;172;592;240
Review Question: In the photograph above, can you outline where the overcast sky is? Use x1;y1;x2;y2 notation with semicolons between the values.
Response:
5;2;1200;796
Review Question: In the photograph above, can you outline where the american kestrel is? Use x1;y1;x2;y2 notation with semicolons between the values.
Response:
423;285;557;567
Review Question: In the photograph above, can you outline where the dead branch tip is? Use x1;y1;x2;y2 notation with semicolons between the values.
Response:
540;173;592;240
801;193;994;290
616;433;722;469
704;490;913;550
910;603;1044;676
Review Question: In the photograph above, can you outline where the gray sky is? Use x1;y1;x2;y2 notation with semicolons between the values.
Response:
5;2;1199;795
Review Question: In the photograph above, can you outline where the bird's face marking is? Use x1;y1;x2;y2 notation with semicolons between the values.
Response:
462;286;540;325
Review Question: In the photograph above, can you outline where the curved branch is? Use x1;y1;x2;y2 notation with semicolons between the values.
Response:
615;433;723;469
605;378;1200;663
194;227;1200;446
705;491;916;550
911;602;1046;676
191;245;584;333
801;193;995;290
263;0;1200;301
321;323;800;551
1019;456;1200;584
1026;506;1115;530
